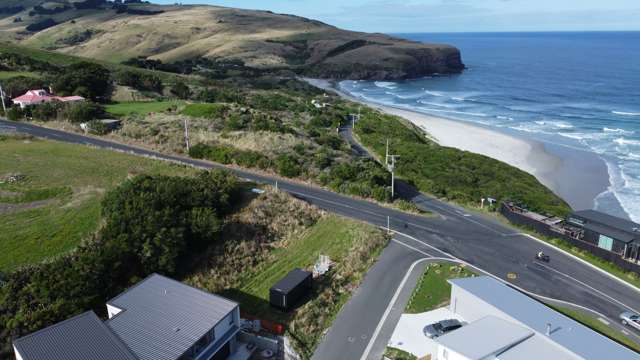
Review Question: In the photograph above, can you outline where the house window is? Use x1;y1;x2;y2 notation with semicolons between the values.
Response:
598;235;614;251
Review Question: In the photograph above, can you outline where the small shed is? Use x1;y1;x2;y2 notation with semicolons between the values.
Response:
269;269;312;311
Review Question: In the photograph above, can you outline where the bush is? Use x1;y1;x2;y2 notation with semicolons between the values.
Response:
0;171;239;357
189;143;269;169
276;154;301;177
6;107;24;121
170;81;192;100
1;76;47;98
115;70;163;93
182;103;228;119
59;102;105;123
52;62;112;102
31;102;62;121
25;18;57;32
86;120;109;135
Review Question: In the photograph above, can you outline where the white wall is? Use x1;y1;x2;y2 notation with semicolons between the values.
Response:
436;345;470;360
214;307;240;340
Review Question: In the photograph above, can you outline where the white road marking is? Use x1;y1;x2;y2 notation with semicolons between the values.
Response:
359;257;432;360
391;238;434;258
518;232;640;295
533;261;640;314
598;318;610;325
360;229;640;359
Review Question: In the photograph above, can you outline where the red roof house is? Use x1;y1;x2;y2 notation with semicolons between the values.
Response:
12;90;85;109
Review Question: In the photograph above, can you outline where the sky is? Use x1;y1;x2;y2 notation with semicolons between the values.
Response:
154;0;640;33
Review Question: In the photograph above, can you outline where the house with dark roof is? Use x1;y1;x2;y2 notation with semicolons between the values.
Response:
568;210;640;260
12;274;243;360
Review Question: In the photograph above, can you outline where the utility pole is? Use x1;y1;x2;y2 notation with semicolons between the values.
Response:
183;118;190;152
385;138;399;199
0;83;7;117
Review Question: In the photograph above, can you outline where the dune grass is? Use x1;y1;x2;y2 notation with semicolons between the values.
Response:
105;101;184;117
384;347;419;360
0;136;196;271
405;262;476;314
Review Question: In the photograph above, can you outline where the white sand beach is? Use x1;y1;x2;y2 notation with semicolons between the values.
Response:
304;78;611;210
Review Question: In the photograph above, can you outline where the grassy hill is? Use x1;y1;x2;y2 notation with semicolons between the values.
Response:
0;1;463;80
0;135;197;271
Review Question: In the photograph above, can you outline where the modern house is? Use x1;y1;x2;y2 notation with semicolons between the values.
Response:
11;89;85;109
13;274;243;360
567;210;640;258
434;276;639;360
501;203;640;272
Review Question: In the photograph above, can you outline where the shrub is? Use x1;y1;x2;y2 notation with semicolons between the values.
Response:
60;102;105;123
116;70;163;93
182;103;228;119
31;102;62;121
86;120;109;135
189;143;269;169
52;62;112;102
25;18;57;32
276;154;301;177
170;81;192;100
6;107;24;121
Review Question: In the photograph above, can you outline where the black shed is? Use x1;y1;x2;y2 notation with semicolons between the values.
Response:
269;268;313;311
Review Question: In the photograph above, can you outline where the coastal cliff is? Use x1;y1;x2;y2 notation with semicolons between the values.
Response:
0;2;464;80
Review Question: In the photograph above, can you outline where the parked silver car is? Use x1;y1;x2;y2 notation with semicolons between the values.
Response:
620;311;640;331
423;319;462;338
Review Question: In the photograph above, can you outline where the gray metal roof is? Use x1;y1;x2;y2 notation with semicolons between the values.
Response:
434;316;533;359
572;210;640;240
13;311;137;360
449;276;640;360
271;268;312;294
106;273;238;360
583;221;636;243
499;334;578;360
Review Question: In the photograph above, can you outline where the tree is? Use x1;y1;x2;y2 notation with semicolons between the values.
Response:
52;62;112;102
59;102;105;123
170;81;191;99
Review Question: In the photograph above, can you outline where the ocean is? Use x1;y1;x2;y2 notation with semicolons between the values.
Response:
338;32;640;221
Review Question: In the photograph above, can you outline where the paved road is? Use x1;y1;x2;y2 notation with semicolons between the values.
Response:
3;119;640;355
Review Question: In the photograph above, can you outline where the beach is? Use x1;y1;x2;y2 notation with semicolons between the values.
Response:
305;78;611;211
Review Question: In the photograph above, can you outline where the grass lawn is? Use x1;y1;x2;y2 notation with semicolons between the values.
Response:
385;347;419;360
231;215;382;318
0;71;39;80
0;136;197;271
106;101;184;117
181;103;227;118
405;262;476;314
551;305;640;353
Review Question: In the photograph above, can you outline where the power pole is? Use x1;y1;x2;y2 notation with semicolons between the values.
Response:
385;139;399;199
183;118;190;152
0;83;7;117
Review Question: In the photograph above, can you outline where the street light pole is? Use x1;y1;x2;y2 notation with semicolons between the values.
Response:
385;138;399;199
183;118;190;152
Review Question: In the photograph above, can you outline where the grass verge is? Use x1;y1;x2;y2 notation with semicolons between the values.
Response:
550;305;640;353
406;262;476;314
385;347;419;360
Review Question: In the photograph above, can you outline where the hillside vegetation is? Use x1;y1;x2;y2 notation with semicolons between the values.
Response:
0;135;197;271
0;1;463;80
353;108;572;216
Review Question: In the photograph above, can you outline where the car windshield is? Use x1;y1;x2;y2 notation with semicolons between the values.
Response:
433;323;443;331
630;315;639;320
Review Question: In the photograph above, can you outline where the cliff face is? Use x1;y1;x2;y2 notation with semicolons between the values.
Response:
0;2;464;80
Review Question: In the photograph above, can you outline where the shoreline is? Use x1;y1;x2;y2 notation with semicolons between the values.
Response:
304;78;613;212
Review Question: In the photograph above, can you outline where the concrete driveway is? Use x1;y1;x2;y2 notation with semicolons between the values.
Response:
388;307;465;359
